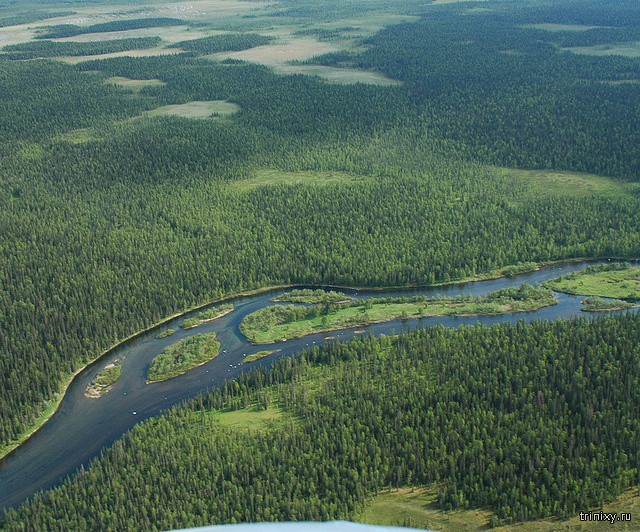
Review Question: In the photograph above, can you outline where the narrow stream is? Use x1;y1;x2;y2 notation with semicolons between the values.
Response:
1;260;638;510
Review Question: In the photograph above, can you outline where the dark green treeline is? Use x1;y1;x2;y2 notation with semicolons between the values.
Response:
4;314;640;528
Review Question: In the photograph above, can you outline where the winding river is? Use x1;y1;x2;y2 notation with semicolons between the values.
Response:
1;259;638;511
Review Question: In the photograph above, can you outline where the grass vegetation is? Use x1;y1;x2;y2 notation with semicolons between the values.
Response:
106;76;166;92
147;333;220;383
182;304;234;329
85;362;122;399
581;297;635;312
156;329;175;339
241;284;556;344
355;486;640;531
565;43;640;58
216;404;286;432
242;350;276;363
545;263;640;300
230;169;363;190
271;289;352;304
146;101;240;119
494;167;640;199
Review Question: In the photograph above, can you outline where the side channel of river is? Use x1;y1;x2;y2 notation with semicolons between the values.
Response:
1;260;638;510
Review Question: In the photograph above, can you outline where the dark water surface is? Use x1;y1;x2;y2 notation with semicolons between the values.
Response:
1;260;638;510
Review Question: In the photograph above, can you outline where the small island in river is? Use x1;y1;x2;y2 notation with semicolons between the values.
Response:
85;361;122;399
182;304;234;329
241;284;557;344
147;333;221;383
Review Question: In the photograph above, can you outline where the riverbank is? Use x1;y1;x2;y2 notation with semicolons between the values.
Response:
3;257;637;462
0;284;287;461
241;285;557;344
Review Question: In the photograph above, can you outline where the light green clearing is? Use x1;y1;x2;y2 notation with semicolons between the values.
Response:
525;23;605;32
146;100;240;119
216;404;286;431
147;332;221;382
271;63;401;86
106;76;166;92
241;288;557;344
242;350;275;363
545;266;640;300
232;169;364;191
356;486;640;531
493;166;639;199
565;42;640;58
597;79;640;86
55;128;99;145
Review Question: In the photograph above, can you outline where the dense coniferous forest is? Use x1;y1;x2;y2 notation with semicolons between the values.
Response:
3;37;162;59
169;34;274;54
4;314;640;528
2;0;640;526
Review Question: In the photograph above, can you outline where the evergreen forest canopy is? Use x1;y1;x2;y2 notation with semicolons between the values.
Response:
2;0;640;527
5;314;640;528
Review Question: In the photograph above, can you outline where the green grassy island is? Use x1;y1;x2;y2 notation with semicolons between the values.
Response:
581;296;635;312
85;362;122;398
156;329;175;339
147;333;221;383
271;289;352;304
241;284;556;344
182;304;234;329
545;263;640;300
242;350;277;363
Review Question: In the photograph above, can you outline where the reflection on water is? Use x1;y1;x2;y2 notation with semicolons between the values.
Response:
1;259;638;509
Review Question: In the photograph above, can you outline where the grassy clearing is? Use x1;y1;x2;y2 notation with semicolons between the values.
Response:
242;350;276;363
545;264;640;300
355;486;640;531
182;303;234;329
241;285;557;344
147;332;220;383
146;100;240;119
106;76;166;92
85;362;122;399
493;166;639;199
216;404;286;432
271;289;352;304
526;23;604;32
231;169;364;191
565;42;640;58
212;36;341;65
272;63;401;85
55;128;100;145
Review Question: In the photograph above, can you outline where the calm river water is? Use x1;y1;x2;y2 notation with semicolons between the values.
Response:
1;259;638;510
